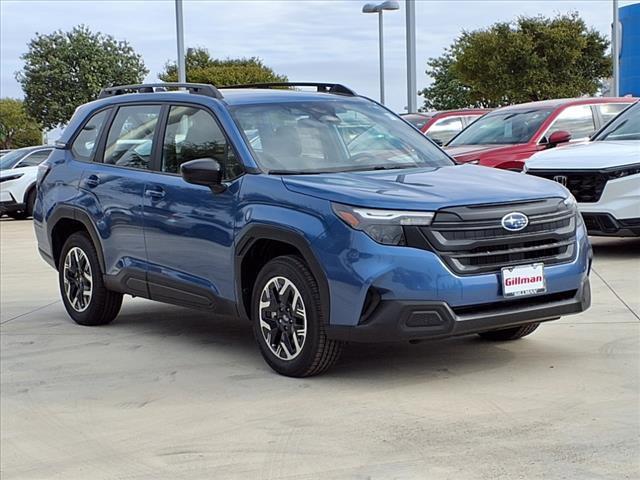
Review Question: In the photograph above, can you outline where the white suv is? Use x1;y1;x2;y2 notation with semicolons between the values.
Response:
0;146;53;219
525;101;640;237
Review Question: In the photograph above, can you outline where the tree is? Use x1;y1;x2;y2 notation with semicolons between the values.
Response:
17;25;148;129
419;50;486;111
420;13;611;110
0;98;42;149
159;48;287;86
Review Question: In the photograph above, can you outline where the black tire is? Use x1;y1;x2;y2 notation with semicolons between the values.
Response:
251;255;343;377
8;210;28;220
58;232;123;326
25;187;36;217
478;322;540;341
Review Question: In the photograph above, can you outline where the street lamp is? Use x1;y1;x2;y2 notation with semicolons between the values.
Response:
362;1;399;104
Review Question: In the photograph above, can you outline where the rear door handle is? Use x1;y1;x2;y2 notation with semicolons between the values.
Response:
144;186;165;200
83;174;100;188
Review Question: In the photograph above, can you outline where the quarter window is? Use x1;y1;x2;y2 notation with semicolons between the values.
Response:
162;106;242;179
103;105;161;169
71;109;109;162
548;105;596;140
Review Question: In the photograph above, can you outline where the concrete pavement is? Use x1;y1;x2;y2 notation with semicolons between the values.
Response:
1;218;639;479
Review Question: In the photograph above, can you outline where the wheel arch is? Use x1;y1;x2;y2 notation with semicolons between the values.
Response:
234;224;330;322
48;205;105;272
22;182;37;204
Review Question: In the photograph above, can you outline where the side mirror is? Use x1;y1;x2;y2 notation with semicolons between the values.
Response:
429;137;444;147
547;130;571;147
180;158;225;193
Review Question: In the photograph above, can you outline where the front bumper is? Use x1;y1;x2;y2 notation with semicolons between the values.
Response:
327;277;590;342
581;213;640;237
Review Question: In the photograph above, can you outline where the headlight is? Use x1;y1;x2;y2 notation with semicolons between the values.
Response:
332;203;434;245
563;194;578;211
0;173;24;183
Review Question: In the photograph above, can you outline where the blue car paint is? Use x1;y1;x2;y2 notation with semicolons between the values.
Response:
35;88;590;336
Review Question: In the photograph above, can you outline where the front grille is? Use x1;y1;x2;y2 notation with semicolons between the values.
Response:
410;198;577;275
527;171;607;203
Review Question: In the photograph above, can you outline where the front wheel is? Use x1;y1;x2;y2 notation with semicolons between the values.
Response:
251;255;343;377
478;322;540;341
59;232;123;326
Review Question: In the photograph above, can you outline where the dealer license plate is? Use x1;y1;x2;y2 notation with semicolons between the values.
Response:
501;263;546;297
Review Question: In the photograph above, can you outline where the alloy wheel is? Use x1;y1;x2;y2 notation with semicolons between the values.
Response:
63;247;93;312
259;276;307;360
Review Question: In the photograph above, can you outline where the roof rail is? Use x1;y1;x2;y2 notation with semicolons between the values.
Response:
220;82;357;96
98;83;223;100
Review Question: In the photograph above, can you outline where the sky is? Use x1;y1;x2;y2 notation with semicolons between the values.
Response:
1;0;638;113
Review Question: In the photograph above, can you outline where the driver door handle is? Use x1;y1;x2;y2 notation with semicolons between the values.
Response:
144;186;165;200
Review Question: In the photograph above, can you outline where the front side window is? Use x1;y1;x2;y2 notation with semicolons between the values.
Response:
103;105;161;169
427;116;463;145
230;100;453;174
162;106;242;179
547;105;595;141
15;149;52;168
71;109;109;162
593;102;640;141
448;108;553;146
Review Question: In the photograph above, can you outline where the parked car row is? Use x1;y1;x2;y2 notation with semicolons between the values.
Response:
443;97;634;170
401;109;489;145
525;101;640;237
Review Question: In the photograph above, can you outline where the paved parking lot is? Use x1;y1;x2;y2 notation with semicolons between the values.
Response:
1;218;639;479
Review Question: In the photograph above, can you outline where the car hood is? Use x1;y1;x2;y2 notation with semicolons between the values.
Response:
281;165;568;210
527;141;640;170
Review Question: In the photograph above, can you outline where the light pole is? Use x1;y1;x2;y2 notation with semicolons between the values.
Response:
362;1;399;104
405;0;416;113
612;0;620;97
175;0;186;83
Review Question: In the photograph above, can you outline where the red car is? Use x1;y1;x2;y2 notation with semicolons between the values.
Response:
401;109;489;145
445;97;636;171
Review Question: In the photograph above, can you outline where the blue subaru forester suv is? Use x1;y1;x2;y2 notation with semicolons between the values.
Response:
34;82;591;377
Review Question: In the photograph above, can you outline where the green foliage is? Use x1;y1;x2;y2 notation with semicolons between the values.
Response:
17;25;148;129
420;13;612;110
159;47;287;86
0;98;42;149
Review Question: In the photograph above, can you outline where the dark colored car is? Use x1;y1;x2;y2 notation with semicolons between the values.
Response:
401;109;489;145
445;97;636;171
34;82;591;377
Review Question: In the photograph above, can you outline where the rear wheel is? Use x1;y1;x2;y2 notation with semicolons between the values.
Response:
478;322;540;341
59;232;123;326
251;255;343;377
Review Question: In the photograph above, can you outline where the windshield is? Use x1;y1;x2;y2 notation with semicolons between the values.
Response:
593;102;640;141
230;100;453;173
447;108;553;146
0;150;27;170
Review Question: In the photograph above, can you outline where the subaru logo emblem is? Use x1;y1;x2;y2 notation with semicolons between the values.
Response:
501;212;529;232
553;175;568;187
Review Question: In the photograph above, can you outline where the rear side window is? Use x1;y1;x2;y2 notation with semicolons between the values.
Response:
103;105;161;170
161;106;242;180
549;105;596;140
71;110;109;162
15;149;52;168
